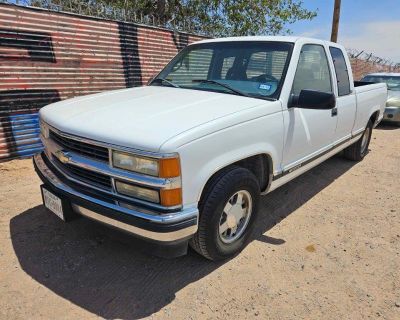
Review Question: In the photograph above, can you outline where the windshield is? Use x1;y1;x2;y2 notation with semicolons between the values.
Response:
150;41;294;100
361;75;400;91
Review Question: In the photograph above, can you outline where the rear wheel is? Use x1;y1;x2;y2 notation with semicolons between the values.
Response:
190;166;260;261
344;120;373;161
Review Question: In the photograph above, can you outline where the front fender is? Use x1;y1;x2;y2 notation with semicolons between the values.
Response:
176;113;284;206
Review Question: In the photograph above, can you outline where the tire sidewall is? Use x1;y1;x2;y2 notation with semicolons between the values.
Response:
360;120;373;158
202;171;260;259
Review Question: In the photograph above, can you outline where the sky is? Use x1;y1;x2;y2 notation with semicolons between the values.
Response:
289;0;400;62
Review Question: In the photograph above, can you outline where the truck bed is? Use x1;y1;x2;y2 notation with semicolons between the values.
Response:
354;81;386;93
353;82;387;131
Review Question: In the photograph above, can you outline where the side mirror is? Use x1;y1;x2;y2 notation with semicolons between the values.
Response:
289;90;336;110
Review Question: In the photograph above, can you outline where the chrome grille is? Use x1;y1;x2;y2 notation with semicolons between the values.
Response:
53;157;112;190
50;130;109;162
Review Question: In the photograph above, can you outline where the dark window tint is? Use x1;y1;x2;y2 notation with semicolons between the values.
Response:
329;47;351;96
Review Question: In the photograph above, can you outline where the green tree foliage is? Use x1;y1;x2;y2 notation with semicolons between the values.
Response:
29;0;316;36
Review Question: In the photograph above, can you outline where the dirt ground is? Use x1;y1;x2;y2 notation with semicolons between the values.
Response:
0;125;399;320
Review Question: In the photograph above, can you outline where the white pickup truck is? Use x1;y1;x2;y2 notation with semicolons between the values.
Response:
34;36;387;260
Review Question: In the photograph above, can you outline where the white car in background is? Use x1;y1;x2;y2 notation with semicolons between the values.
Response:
361;73;400;125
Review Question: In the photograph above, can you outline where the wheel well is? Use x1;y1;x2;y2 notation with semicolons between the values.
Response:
232;154;271;191
370;110;380;126
200;154;272;203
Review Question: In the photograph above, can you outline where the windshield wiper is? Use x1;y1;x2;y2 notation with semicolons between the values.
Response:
150;77;180;88
192;79;250;97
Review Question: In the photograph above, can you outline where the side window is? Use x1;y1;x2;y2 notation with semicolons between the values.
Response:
292;44;332;95
329;47;351;96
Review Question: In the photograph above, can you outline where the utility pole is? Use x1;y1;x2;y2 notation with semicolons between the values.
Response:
330;0;341;42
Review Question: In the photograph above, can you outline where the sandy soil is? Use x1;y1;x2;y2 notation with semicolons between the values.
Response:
0;125;399;320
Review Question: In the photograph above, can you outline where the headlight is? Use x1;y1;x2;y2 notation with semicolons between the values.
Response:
115;180;182;206
386;97;400;107
115;180;160;203
112;151;182;206
112;151;180;178
113;151;159;176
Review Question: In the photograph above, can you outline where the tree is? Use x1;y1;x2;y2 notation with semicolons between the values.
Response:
29;0;316;37
190;0;317;36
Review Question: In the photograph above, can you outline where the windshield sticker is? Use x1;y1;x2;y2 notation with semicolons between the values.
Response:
259;84;272;90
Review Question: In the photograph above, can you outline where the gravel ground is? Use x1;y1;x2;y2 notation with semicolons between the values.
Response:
0;125;399;320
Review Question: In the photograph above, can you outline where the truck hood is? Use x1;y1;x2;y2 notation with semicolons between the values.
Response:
40;86;268;152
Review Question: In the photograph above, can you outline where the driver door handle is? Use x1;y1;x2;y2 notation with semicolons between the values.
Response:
331;107;338;117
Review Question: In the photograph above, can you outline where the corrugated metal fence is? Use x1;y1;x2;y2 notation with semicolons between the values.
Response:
0;3;205;161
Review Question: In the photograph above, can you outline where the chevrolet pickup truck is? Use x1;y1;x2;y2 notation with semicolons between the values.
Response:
34;36;387;260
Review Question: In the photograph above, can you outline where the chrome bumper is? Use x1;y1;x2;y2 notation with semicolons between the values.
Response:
33;153;198;242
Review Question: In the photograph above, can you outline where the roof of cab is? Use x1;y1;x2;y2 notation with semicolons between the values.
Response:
192;35;338;46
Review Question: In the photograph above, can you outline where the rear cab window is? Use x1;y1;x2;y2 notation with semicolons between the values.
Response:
329;47;351;96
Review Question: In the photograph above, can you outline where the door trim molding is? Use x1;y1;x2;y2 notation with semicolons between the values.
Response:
273;130;363;181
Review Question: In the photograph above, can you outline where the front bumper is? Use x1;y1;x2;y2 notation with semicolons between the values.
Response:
33;152;198;243
383;106;400;123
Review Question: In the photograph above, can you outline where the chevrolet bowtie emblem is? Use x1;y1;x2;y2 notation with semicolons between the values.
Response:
55;150;71;164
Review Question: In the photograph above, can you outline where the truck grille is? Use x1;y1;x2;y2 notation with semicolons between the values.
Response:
50;130;109;162
53;157;112;190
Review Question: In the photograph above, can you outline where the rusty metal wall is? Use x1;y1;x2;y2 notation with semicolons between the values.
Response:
0;3;205;161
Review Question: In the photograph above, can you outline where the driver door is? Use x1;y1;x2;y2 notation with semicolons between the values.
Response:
282;44;338;170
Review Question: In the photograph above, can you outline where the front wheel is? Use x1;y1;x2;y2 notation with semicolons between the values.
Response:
190;166;260;261
344;120;373;161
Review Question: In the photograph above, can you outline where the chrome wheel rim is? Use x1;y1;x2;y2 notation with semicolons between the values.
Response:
219;190;253;244
361;126;370;154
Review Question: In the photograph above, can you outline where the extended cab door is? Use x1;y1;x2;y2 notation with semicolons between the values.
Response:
281;43;338;170
328;46;357;144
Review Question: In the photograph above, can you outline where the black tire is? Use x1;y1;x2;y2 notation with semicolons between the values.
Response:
344;120;373;161
190;166;260;261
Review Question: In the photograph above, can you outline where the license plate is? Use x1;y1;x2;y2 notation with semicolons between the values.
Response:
42;188;64;221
